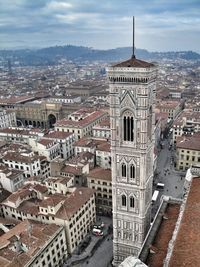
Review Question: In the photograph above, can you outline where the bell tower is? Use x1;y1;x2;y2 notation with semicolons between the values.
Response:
107;17;157;266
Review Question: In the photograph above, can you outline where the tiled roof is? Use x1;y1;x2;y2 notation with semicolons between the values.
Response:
61;165;82;176
169;177;200;267
176;134;200;150
56;187;95;219
96;142;111;152
145;203;180;267
44;131;73;139
3;152;39;164
113;57;154;68
74;138;105;148
55;110;107;128
87;167;111;181
0;220;61;267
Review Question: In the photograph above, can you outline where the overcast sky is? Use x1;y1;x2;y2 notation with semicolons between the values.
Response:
0;0;200;52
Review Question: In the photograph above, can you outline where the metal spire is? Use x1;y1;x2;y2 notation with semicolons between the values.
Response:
132;16;135;59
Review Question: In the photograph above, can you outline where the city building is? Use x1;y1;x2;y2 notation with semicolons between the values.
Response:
92;117;111;139
175;134;200;171
107;33;157;264
0;127;45;144
1;184;96;254
172;110;200;144
14;101;79;128
45;176;74;194
0;109;16;128
0;219;67;267
29;138;61;161
156;100;182;120
43;131;75;159
54;108;108;140
95;142;111;169
0;164;24;192
2;149;50;179
87;167;112;215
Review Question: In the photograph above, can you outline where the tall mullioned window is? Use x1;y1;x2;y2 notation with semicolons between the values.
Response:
121;163;127;177
130;164;135;179
123;111;134;142
122;195;127;206
130;196;135;208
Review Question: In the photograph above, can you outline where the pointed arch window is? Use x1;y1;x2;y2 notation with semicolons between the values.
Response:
121;163;127;178
123;111;134;142
122;195;127;206
130;164;135;179
130;196;135;208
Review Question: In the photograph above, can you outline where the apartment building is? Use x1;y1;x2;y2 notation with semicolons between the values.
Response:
156;100;182;120
74;137;108;157
1;184;96;254
176;134;200;171
0;164;24;192
95;142;111;169
43;131;75;159
2;150;50;179
45;176;74;194
0;127;45;143
0;109;16;128
87;167;112;215
0;219;67;267
172;110;200;144
29;138;60;161
92;118;110;139
54;108;108;140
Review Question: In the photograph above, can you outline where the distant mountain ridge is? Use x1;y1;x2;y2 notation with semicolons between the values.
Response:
0;45;199;66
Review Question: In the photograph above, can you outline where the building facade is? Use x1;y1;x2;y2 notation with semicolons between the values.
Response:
107;56;156;265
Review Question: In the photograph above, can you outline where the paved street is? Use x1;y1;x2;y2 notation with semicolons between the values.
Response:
76;234;113;267
64;216;113;267
152;136;185;218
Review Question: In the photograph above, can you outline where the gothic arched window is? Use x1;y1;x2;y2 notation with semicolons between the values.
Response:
121;163;127;177
123;111;134;142
130;196;135;208
130;164;135;179
122;195;126;206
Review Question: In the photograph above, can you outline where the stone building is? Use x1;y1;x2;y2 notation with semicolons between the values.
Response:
15;101;79;128
107;49;157;264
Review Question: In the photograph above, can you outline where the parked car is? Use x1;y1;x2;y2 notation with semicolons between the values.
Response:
92;228;103;236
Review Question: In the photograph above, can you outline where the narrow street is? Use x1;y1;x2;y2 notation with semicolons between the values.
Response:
152;136;185;218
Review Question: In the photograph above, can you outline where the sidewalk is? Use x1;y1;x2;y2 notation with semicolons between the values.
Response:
64;216;112;267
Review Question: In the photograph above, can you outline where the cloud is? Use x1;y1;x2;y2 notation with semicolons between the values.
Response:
0;0;199;51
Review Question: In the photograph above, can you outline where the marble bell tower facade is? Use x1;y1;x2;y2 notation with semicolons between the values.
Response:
107;17;157;266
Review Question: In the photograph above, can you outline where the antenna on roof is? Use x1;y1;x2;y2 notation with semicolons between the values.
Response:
132;16;135;59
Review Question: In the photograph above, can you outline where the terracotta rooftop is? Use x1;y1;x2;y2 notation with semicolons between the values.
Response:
113;57;155;68
38;138;57;147
56;187;95;219
44;131;74;139
61;165;83;176
74;138;105;148
145;203;180;267
87;167;111;181
55;110;107;128
3;152;40;164
0;220;61;267
97;142;111;152
169;177;200;267
176;134;200;151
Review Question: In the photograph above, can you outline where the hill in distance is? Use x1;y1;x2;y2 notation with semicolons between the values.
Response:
0;45;200;66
